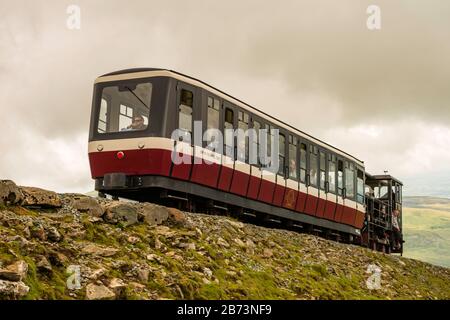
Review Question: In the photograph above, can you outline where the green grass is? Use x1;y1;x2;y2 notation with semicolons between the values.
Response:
402;198;450;268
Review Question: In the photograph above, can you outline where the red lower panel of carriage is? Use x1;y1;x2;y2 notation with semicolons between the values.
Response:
282;188;298;210
89;149;172;178
247;176;261;200
323;201;336;221
304;194;318;216
190;160;220;188
341;206;356;226
334;203;344;223
217;166;233;191
171;156;192;180
258;180;276;204
295;191;307;213
230;171;250;196
354;210;366;229
316;198;326;218
272;184;286;207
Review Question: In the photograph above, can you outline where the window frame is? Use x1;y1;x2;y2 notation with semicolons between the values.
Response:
344;161;356;200
288;134;299;181
356;168;365;204
236;108;250;163
205;94;221;148
223;101;236;159
178;88;194;137
308;144;319;188
299;141;308;184
319;149;326;191
250;115;264;168
95;81;153;135
337;158;344;197
277;131;286;176
326;153;337;194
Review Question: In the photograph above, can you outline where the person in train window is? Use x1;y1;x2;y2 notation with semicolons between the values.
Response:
122;115;146;131
289;159;297;179
392;209;401;249
310;168;317;186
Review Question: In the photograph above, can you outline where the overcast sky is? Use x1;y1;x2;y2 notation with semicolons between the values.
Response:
1;0;449;197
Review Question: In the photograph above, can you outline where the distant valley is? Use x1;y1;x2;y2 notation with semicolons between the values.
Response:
402;196;450;268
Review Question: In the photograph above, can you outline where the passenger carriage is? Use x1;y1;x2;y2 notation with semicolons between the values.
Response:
88;68;403;253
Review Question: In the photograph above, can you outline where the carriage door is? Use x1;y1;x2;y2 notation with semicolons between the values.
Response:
171;82;197;181
334;158;345;223
323;154;338;221
315;149;327;218
190;93;222;188
217;101;236;191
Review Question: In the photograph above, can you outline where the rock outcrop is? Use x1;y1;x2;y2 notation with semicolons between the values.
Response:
103;202;138;226
0;181;449;300
0;180;23;206
0;260;29;299
0;260;28;281
21;187;62;208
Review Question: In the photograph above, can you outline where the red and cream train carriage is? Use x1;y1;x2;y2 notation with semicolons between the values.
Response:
88;68;403;252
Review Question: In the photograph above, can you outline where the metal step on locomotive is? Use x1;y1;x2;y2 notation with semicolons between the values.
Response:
88;68;404;254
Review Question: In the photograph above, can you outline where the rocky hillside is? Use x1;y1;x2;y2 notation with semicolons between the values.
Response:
1;180;449;300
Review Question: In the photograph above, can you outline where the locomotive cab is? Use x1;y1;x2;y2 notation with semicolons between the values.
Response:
363;173;403;254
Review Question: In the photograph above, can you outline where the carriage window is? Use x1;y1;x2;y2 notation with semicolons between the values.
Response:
97;82;151;133
345;162;355;199
224;107;234;157
299;143;307;183
119;104;133;130
309;147;318;187
328;156;336;193
337;160;343;196
319;151;326;190
357;169;364;204
97;99;108;133
179;89;193;135
278;134;285;176
288;136;297;180
206;97;220;145
238;111;249;162
252;120;261;166
260;124;274;169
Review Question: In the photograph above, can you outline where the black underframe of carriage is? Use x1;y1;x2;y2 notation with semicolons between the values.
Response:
95;175;361;237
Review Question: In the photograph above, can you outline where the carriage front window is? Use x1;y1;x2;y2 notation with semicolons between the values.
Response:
97;82;152;133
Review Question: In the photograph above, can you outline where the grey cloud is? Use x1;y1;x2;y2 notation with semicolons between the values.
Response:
0;0;449;193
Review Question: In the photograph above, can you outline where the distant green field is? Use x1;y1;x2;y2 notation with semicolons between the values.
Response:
402;197;450;268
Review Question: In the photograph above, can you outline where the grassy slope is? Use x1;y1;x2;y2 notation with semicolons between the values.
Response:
1;203;449;300
402;197;450;268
